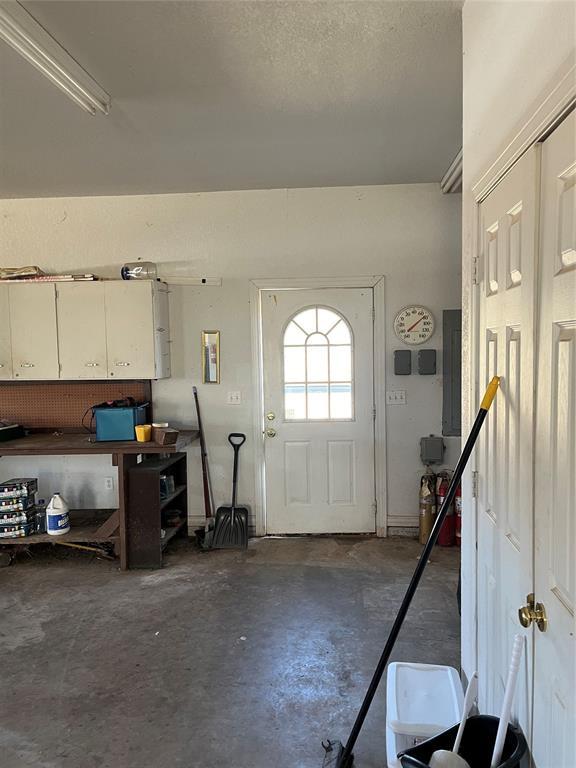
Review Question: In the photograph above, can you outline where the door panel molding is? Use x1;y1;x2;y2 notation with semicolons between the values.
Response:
249;276;387;536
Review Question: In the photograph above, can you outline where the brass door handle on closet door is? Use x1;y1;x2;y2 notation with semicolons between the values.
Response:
518;593;548;632
264;428;277;438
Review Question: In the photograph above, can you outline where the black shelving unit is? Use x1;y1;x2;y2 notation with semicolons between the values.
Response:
127;453;188;568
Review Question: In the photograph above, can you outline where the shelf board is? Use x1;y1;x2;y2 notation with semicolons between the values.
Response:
0;509;118;546
133;454;186;474
160;485;187;510
161;519;186;550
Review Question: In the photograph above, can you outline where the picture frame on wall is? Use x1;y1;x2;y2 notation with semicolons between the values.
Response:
201;330;220;384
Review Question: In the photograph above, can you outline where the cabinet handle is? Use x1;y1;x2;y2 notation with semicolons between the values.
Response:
85;362;99;367
115;361;131;367
156;327;166;333
20;363;35;368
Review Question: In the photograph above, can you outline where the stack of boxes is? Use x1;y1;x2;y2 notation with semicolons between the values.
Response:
0;478;45;538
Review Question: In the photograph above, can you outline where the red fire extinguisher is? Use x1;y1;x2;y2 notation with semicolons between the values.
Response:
436;472;455;547
455;484;462;547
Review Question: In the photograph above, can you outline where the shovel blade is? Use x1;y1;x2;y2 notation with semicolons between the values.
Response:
211;505;248;549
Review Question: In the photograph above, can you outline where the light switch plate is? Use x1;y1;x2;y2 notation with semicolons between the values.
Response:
227;391;241;404
386;390;406;405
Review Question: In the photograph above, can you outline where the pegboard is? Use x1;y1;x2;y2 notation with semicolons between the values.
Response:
0;381;151;430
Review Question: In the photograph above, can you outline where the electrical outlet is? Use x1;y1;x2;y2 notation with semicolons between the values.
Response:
227;391;241;405
104;477;114;490
386;390;406;405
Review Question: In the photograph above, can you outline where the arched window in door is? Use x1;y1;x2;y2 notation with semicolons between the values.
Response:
283;306;353;420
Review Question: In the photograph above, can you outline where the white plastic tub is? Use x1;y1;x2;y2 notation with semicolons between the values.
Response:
386;662;464;768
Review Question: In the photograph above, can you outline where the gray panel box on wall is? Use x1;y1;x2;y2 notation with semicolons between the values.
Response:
394;349;412;375
417;349;436;375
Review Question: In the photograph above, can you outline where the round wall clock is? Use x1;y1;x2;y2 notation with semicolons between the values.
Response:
393;305;435;345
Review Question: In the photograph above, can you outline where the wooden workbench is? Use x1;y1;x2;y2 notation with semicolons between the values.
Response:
0;430;199;569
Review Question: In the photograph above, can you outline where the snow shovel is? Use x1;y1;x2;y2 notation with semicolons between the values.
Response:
211;433;249;549
322;376;501;768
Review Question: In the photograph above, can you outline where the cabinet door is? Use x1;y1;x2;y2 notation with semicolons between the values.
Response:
57;283;107;379
9;283;59;379
0;286;13;379
105;282;155;379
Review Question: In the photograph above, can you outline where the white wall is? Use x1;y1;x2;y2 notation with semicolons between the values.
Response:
461;0;575;678
0;184;461;531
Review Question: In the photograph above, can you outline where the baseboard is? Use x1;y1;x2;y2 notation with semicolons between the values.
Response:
387;526;419;538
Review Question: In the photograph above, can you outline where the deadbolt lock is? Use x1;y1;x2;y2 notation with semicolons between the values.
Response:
266;412;276;421
264;428;277;438
518;593;548;632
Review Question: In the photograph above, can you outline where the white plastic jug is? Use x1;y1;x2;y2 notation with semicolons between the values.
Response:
46;493;70;536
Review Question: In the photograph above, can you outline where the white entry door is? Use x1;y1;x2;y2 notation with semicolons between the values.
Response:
476;146;539;737
261;288;375;534
532;111;575;766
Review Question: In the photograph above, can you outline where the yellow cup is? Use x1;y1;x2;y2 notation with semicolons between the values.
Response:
135;424;152;442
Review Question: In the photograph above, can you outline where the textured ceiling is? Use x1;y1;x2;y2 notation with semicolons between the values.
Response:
0;1;462;198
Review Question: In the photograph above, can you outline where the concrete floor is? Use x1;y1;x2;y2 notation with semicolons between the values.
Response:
0;537;460;768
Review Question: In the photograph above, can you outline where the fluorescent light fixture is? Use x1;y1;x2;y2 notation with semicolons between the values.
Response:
0;1;110;115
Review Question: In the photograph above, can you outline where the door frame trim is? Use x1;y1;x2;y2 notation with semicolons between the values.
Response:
472;58;575;204
462;59;575;679
249;275;387;537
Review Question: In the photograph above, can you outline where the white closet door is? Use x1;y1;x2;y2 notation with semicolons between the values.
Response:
532;111;576;767
9;283;59;379
57;283;107;379
476;146;539;739
0;285;12;379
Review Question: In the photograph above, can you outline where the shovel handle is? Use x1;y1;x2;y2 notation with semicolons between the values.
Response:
228;433;245;508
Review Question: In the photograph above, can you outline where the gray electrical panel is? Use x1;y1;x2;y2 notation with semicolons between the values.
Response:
418;348;437;375
420;434;445;464
394;349;411;375
443;309;462;436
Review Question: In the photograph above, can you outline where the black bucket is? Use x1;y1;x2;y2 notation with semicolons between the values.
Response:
399;715;527;768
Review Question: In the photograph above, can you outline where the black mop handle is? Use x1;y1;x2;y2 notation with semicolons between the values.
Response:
339;376;500;766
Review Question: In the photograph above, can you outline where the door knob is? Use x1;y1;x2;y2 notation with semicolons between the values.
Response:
264;428;277;438
518;593;548;632
266;412;276;421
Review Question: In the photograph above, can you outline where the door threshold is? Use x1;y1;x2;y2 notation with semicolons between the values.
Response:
263;532;377;539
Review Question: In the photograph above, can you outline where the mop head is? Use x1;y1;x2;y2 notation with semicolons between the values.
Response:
321;740;353;767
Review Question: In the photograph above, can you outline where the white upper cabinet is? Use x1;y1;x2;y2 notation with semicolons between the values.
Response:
9;283;60;380
1;280;171;381
0;286;13;379
104;281;170;380
57;282;107;379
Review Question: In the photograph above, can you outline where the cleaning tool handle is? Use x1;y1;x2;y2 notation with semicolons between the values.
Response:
339;376;500;766
490;635;524;768
194;386;214;520
229;433;246;507
453;672;478;754
481;376;500;410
